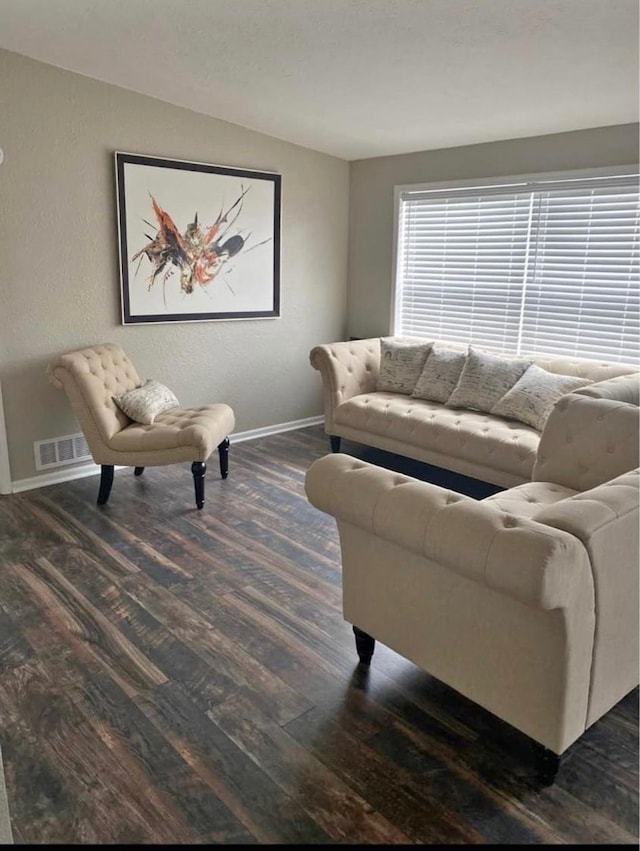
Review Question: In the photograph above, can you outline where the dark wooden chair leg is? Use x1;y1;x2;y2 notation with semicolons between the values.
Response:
134;466;145;476
217;437;230;479
353;626;375;665
535;746;561;785
191;461;206;509
97;465;114;506
330;435;341;453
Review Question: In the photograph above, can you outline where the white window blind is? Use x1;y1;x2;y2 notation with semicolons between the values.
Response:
394;172;640;364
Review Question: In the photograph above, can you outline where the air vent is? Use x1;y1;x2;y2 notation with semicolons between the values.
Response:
34;432;92;471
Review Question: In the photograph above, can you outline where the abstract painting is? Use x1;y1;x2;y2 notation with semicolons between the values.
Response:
115;152;281;324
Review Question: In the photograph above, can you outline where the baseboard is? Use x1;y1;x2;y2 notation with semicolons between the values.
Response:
10;415;324;494
11;462;105;493
230;415;323;444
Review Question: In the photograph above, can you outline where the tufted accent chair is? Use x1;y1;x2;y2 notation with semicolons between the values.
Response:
48;343;235;510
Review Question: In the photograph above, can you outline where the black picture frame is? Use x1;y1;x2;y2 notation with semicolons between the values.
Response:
115;152;281;324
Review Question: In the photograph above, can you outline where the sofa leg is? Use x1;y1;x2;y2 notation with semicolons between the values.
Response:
134;466;145;476
217;437;230;479
191;461;206;510
97;465;114;506
535;746;561;785
330;435;341;453
353;626;375;665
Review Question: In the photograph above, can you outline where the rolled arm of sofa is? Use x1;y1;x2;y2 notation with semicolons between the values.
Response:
309;338;381;432
534;392;639;491
305;453;591;611
573;372;640;405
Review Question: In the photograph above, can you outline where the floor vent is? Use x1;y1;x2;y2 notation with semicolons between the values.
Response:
34;432;92;470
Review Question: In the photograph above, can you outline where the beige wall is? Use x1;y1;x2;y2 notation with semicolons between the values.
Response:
2;47;637;486
0;49;349;483
348;123;639;339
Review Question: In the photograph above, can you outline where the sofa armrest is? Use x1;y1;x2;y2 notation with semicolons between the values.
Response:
309;338;381;433
534;469;639;725
573;373;640;405
534;393;639;491
305;453;590;610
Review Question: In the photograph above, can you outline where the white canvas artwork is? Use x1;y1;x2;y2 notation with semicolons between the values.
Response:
115;152;281;324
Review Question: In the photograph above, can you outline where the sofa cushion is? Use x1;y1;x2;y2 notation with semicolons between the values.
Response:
491;364;593;430
334;392;540;479
447;346;531;413
485;481;578;519
377;338;432;394
411;346;467;403
110;403;235;459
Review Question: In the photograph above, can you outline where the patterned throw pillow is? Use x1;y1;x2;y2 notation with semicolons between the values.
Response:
491;364;593;430
376;338;432;394
446;346;532;413
411;346;468;403
113;379;180;424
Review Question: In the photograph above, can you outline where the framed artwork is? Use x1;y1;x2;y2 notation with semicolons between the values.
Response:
115;152;281;324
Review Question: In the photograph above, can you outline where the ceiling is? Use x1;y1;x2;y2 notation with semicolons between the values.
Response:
0;0;638;161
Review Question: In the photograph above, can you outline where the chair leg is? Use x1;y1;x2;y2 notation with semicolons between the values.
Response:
330;435;341;453
97;465;114;506
535;746;562;786
191;461;206;509
134;466;145;476
217;437;230;479
353;626;375;665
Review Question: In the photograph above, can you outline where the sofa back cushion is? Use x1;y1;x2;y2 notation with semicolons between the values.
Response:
527;354;638;383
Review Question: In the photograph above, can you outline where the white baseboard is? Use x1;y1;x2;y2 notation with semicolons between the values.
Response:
11;462;105;493
10;415;324;494
0;381;12;495
230;415;323;443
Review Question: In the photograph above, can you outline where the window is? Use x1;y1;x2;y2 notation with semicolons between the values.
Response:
393;168;640;364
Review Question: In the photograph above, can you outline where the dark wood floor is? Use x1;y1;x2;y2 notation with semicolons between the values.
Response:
0;425;637;844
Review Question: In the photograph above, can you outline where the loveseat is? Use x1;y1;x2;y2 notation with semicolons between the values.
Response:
304;377;639;782
310;337;639;487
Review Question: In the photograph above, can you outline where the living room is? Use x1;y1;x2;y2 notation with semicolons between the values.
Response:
0;0;638;844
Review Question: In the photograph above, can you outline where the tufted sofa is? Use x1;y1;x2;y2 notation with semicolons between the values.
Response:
48;342;235;509
304;377;639;782
310;337;639;487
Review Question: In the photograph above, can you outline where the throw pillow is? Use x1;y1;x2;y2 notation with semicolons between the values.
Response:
113;379;180;424
446;346;532;413
491;364;593;430
411;346;468;403
377;338;432;394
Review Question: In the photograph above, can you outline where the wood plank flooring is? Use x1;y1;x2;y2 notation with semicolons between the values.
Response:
0;425;637;844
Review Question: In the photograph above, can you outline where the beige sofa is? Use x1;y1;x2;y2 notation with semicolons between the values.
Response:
310;337;639;487
304;378;639;783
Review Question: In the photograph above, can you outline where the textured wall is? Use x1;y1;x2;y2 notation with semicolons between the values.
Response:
0;49;349;483
348;123;639;339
